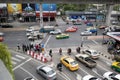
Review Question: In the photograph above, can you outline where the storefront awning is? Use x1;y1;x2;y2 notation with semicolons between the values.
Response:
107;32;120;41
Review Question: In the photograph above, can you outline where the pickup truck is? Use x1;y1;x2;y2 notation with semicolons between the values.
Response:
75;54;97;68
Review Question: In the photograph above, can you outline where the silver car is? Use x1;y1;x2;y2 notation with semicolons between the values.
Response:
24;77;36;80
80;31;92;36
36;65;57;80
83;49;100;59
50;29;61;35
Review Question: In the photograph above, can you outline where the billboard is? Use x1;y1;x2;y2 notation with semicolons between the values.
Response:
35;4;56;17
22;3;35;12
7;4;22;13
0;4;7;8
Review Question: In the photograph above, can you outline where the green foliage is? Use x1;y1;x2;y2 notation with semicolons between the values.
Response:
113;4;120;11
0;43;14;80
57;4;88;11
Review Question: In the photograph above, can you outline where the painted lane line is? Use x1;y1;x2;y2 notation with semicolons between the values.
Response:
20;67;38;80
58;72;71;80
13;58;32;71
92;40;99;45
75;73;82;80
16;55;26;59
12;57;21;62
97;64;109;72
92;68;103;78
12;61;17;65
79;67;89;75
44;35;52;47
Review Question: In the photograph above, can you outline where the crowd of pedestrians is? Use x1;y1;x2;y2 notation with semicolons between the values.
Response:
17;43;43;53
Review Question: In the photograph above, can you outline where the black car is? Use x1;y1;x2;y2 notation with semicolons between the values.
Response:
0;24;13;28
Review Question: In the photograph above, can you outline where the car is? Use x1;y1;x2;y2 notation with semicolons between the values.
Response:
0;37;4;42
73;21;82;25
24;77;36;80
82;75;101;80
36;65;57;80
0;32;4;37
65;27;77;32
50;29;61;35
99;25;108;29
0;24;13;28
111;20;119;25
103;71;120;80
86;27;97;33
82;49;100;59
86;22;93;26
75;54;97;68
71;26;78;30
60;56;79;71
111;62;120;72
26;27;34;32
80;31;92;36
56;33;69;39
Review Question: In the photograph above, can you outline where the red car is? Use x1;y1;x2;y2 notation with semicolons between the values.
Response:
0;37;4;42
72;26;78;30
65;27;77;32
99;25;108;29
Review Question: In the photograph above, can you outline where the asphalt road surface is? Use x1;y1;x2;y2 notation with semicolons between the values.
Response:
1;19;117;80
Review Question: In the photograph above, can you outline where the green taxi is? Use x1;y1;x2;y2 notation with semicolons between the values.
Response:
111;62;120;72
56;33;69;39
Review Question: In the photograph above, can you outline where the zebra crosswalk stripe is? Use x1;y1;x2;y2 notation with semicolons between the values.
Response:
12;57;21;62
15;55;26;59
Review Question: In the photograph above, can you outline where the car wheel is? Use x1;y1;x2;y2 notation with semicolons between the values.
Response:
111;67;116;71
103;78;108;80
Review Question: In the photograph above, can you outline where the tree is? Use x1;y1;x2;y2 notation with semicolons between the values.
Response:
0;43;14;80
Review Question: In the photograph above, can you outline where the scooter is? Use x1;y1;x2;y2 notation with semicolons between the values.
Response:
57;66;62;72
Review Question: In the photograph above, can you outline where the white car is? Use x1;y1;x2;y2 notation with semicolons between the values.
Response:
82;75;101;80
83;49;100;59
0;32;4;36
50;29;61;35
80;31;92;36
26;27;34;32
103;71;120;80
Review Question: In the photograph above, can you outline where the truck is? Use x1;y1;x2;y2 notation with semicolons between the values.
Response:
75;54;97;68
39;26;55;33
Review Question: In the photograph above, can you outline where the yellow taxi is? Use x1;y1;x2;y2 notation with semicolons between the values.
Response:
60;56;79;71
111;61;120;72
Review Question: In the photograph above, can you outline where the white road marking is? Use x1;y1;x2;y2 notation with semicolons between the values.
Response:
75;73;82;80
12;57;21;62
97;64;109;72
92;40;99;45
58;72;71;80
15;55;26;59
12;61;17;65
20;67;38;80
44;35;52;47
92;68;103;78
13;58;32;71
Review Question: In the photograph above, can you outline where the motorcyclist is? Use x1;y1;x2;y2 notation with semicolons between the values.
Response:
57;62;62;71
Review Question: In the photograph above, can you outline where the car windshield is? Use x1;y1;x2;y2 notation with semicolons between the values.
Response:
117;63;120;67
92;51;97;55
109;73;117;77
70;61;77;65
47;70;55;75
90;77;100;80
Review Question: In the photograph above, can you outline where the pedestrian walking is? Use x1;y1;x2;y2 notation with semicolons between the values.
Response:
22;44;25;52
17;43;20;51
49;49;52;57
59;48;62;55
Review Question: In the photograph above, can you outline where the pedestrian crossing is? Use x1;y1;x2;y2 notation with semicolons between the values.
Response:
11;54;26;65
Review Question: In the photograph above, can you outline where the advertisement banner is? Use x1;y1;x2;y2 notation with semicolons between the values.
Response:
22;3;35;12
7;4;22;13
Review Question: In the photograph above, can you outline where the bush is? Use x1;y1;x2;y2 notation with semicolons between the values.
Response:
0;43;14;80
